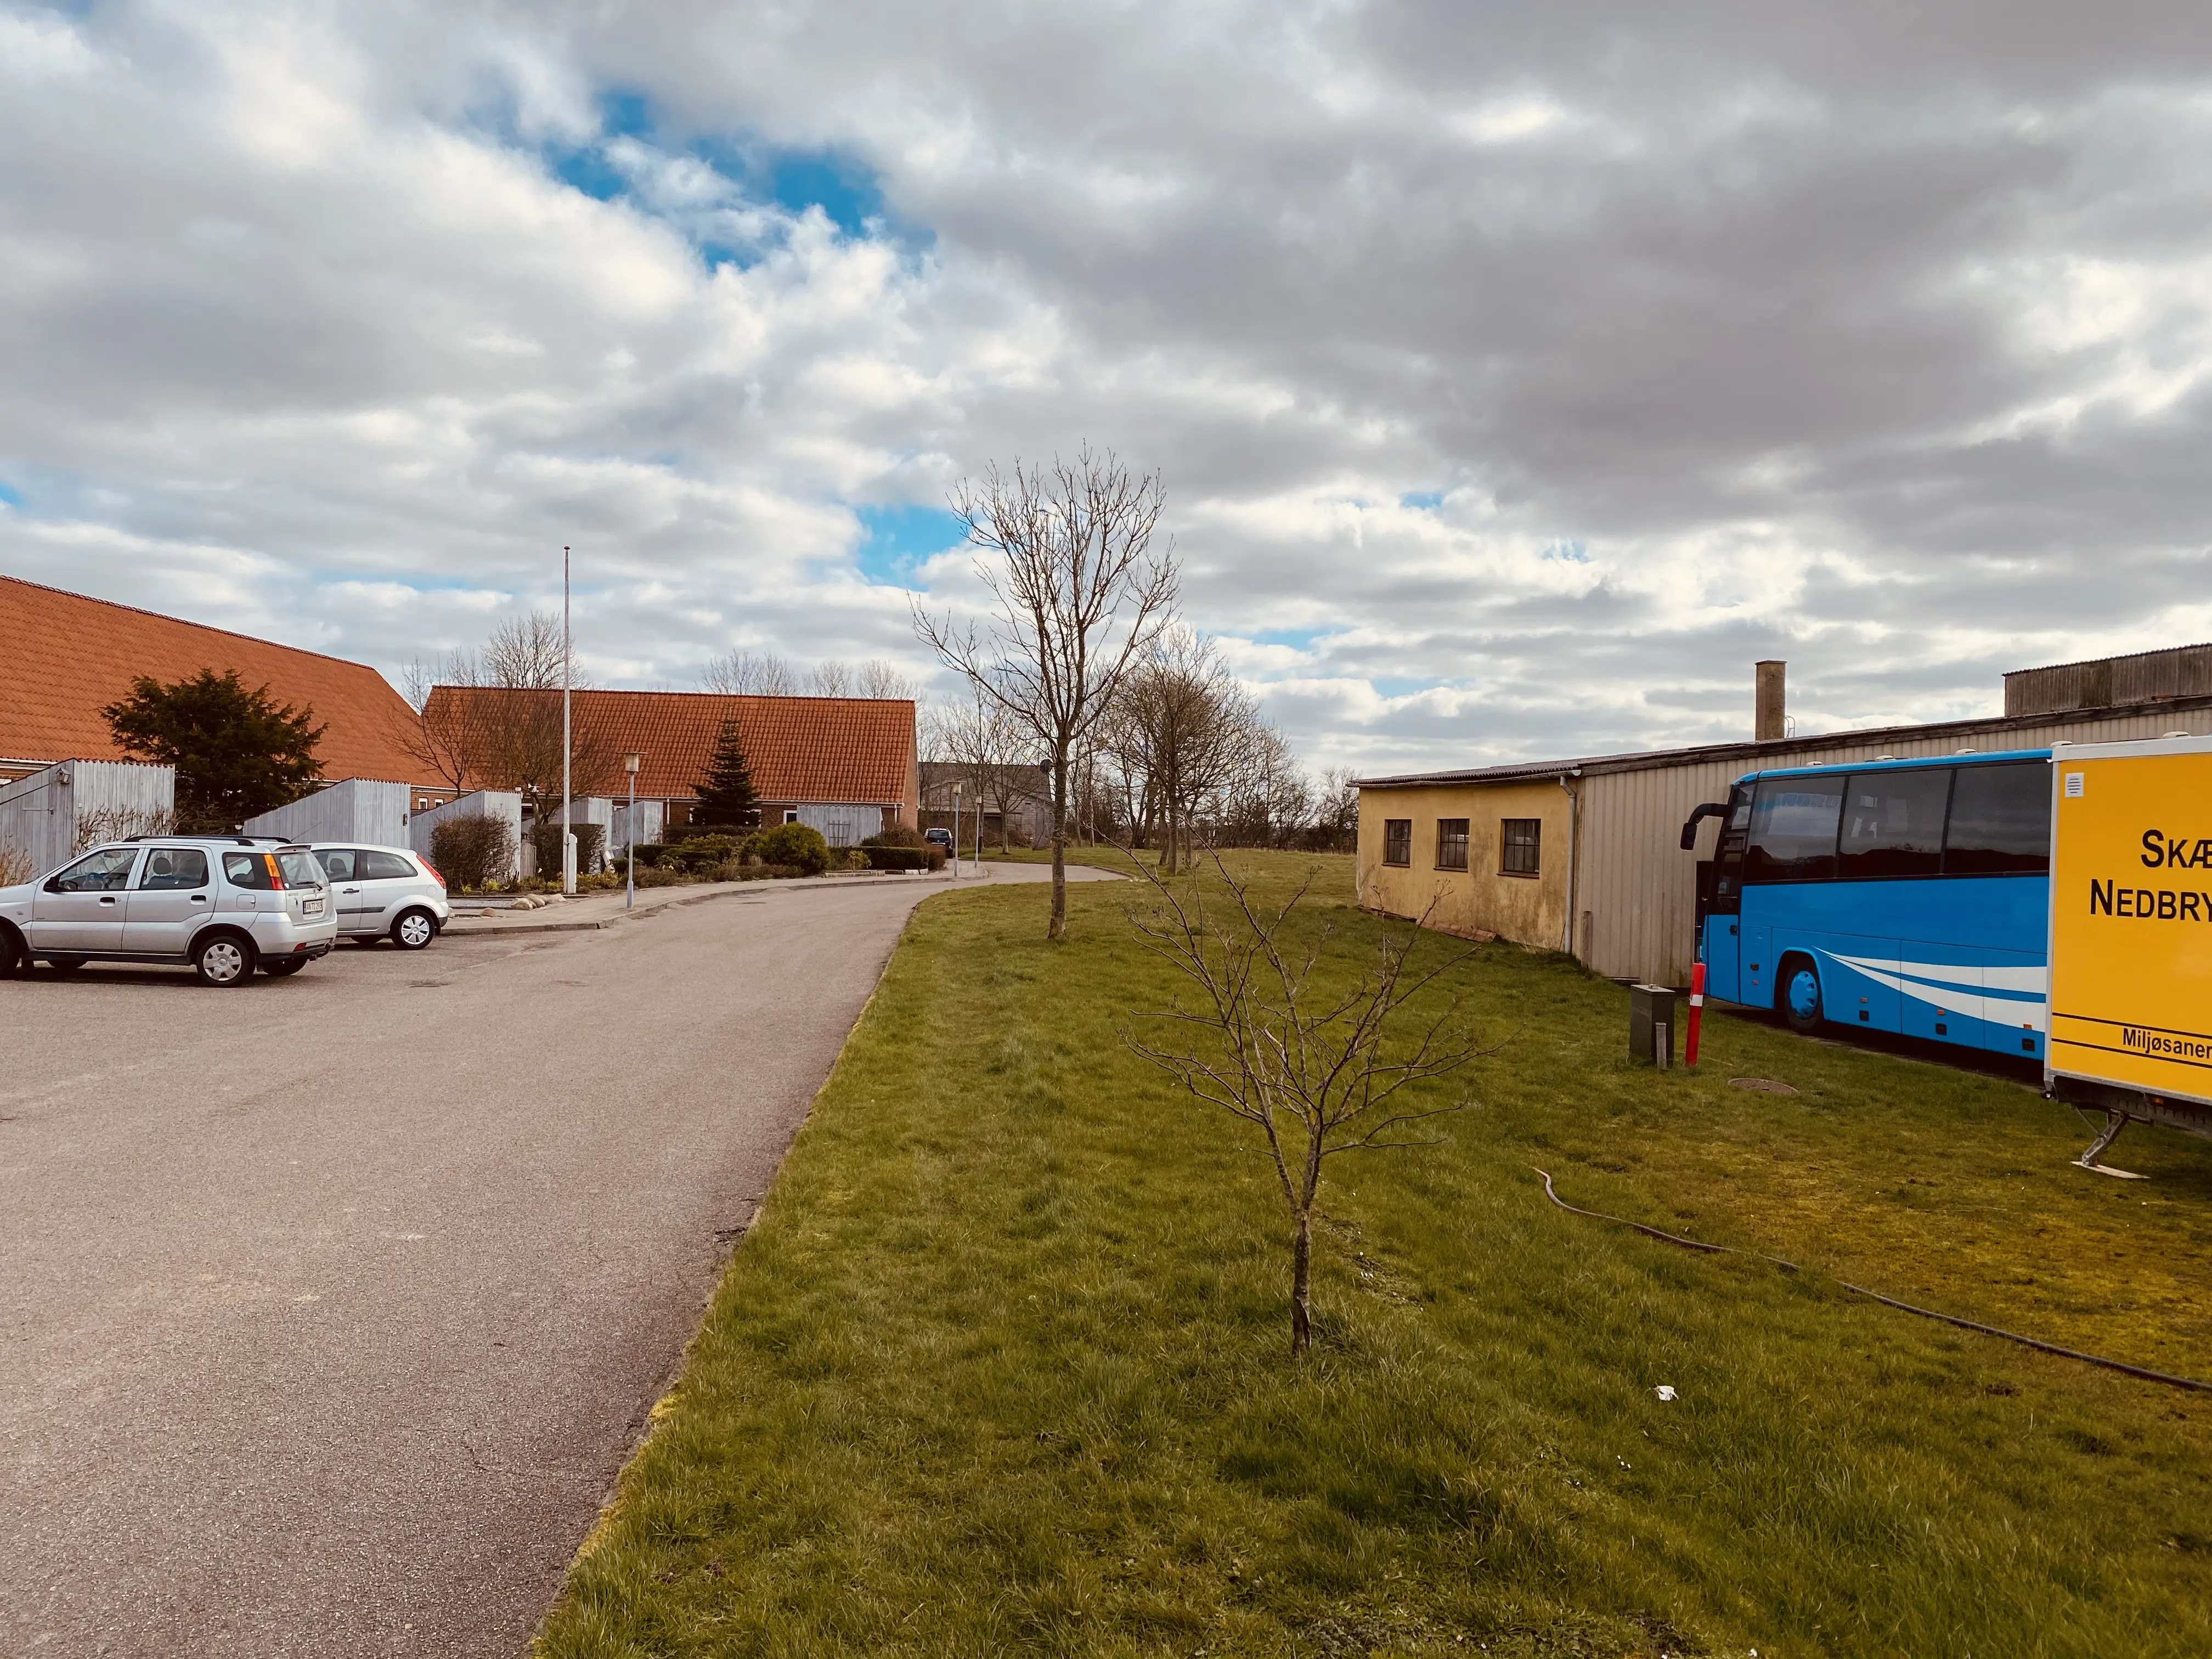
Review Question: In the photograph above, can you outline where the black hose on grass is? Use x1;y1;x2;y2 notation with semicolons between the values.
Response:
1534;1168;2212;1394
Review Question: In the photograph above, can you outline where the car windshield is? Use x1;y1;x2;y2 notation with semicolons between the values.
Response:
277;850;326;888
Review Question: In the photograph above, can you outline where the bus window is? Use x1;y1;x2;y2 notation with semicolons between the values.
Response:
1745;776;1845;882
1944;761;2050;875
1838;768;1951;880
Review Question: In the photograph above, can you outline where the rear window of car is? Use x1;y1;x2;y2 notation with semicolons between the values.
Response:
358;850;416;881
278;851;326;888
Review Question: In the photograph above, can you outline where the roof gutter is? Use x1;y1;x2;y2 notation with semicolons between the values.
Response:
1557;771;1581;958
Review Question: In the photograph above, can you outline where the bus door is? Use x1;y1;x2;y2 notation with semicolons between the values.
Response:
1702;786;1752;1000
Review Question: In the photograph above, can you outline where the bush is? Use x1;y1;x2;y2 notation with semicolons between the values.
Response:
630;842;668;869
862;823;928;849
748;821;832;875
529;819;605;877
634;864;688;888
863;845;945;871
665;833;743;873
430;814;516;892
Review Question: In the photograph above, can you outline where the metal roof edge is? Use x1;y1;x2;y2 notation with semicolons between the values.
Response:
1351;692;2212;791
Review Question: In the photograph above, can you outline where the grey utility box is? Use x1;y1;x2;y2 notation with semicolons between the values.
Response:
1629;983;1678;1068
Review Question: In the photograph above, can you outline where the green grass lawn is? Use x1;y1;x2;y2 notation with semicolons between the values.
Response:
537;852;2212;1658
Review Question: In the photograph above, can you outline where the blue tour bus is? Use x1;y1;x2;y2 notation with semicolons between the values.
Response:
1685;749;2053;1057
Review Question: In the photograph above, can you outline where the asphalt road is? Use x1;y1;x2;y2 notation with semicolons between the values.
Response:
0;864;1114;1657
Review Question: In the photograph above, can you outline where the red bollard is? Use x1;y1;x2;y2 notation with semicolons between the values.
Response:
1685;962;1706;1069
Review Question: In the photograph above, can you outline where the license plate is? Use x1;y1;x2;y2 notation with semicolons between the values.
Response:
302;896;324;916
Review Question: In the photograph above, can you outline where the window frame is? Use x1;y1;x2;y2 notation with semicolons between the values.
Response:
1381;818;1412;867
1500;817;1542;877
1435;818;1470;871
134;847;211;891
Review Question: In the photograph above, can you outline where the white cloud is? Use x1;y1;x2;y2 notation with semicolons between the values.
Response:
1;1;2209;780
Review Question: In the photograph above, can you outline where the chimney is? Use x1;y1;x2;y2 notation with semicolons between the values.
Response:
1755;659;1786;742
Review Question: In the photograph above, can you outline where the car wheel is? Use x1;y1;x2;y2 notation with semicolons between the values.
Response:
263;957;308;977
391;909;436;950
0;928;26;977
1781;957;1824;1034
195;934;256;988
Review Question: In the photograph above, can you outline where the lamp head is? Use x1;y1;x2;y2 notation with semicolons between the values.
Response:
624;752;641;775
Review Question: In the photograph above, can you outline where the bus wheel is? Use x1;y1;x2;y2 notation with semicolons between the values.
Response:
1781;958;1824;1034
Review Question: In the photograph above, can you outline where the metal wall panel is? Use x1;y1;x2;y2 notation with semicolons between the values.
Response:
791;802;876;847
0;759;175;878
2006;646;2212;717
241;778;411;846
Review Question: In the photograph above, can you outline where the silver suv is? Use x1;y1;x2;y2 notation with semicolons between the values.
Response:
308;843;450;949
0;838;338;986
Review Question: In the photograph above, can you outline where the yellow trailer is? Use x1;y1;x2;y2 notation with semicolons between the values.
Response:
2046;732;2212;1166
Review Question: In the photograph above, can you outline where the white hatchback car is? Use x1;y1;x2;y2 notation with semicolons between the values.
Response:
308;843;450;949
0;837;338;985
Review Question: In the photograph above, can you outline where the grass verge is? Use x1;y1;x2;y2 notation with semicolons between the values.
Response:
538;852;2212;1658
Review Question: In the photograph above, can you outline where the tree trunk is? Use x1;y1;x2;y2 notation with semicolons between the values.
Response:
1048;741;1068;940
1290;1206;1313;1356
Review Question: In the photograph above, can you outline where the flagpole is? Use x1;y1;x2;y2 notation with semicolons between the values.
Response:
562;545;575;896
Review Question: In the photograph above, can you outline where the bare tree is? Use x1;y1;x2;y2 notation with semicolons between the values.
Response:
393;654;478;795
925;689;1037;850
394;612;619;806
698;648;798;697
1125;859;1493;1355
915;448;1180;939
1105;627;1267;871
856;659;922;702
807;660;855;697
1309;767;1359;854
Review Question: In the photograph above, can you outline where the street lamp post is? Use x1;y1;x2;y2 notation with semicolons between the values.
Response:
952;782;962;879
561;545;576;898
623;752;641;910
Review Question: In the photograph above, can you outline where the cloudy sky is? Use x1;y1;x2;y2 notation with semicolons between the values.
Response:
3;2;2209;776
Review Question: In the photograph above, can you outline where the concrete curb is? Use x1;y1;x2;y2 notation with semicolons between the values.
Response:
436;864;1121;939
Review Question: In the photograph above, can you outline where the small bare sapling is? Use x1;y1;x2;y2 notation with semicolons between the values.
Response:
1125;859;1493;1355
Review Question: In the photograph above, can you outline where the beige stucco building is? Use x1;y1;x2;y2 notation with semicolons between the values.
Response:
1356;647;2212;989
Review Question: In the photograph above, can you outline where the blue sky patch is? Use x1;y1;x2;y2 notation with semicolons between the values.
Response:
1543;539;1592;563
1400;490;1445;511
766;150;886;239
0;480;21;509
1370;675;1448;698
537;88;915;262
854;504;968;586
1247;626;1335;651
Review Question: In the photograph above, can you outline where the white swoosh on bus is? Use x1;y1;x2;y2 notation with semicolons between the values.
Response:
1825;953;2048;1031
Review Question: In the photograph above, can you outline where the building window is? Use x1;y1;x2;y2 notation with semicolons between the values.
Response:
1435;819;1470;871
1382;819;1412;866
1501;817;1541;876
783;809;801;825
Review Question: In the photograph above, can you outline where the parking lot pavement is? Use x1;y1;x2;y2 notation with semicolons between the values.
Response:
0;863;1119;1658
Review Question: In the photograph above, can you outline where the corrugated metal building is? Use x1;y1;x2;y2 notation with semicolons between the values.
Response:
240;778;413;847
1356;646;2212;988
0;760;176;878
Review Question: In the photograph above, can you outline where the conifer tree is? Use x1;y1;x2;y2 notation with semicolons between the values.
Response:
693;717;761;827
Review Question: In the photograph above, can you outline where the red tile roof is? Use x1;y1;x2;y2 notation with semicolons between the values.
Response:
420;686;918;809
0;574;434;784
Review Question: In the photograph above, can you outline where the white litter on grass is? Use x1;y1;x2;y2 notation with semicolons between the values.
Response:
1654;1385;1677;1401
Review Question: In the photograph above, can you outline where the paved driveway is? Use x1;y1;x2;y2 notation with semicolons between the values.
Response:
0;865;1115;1657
